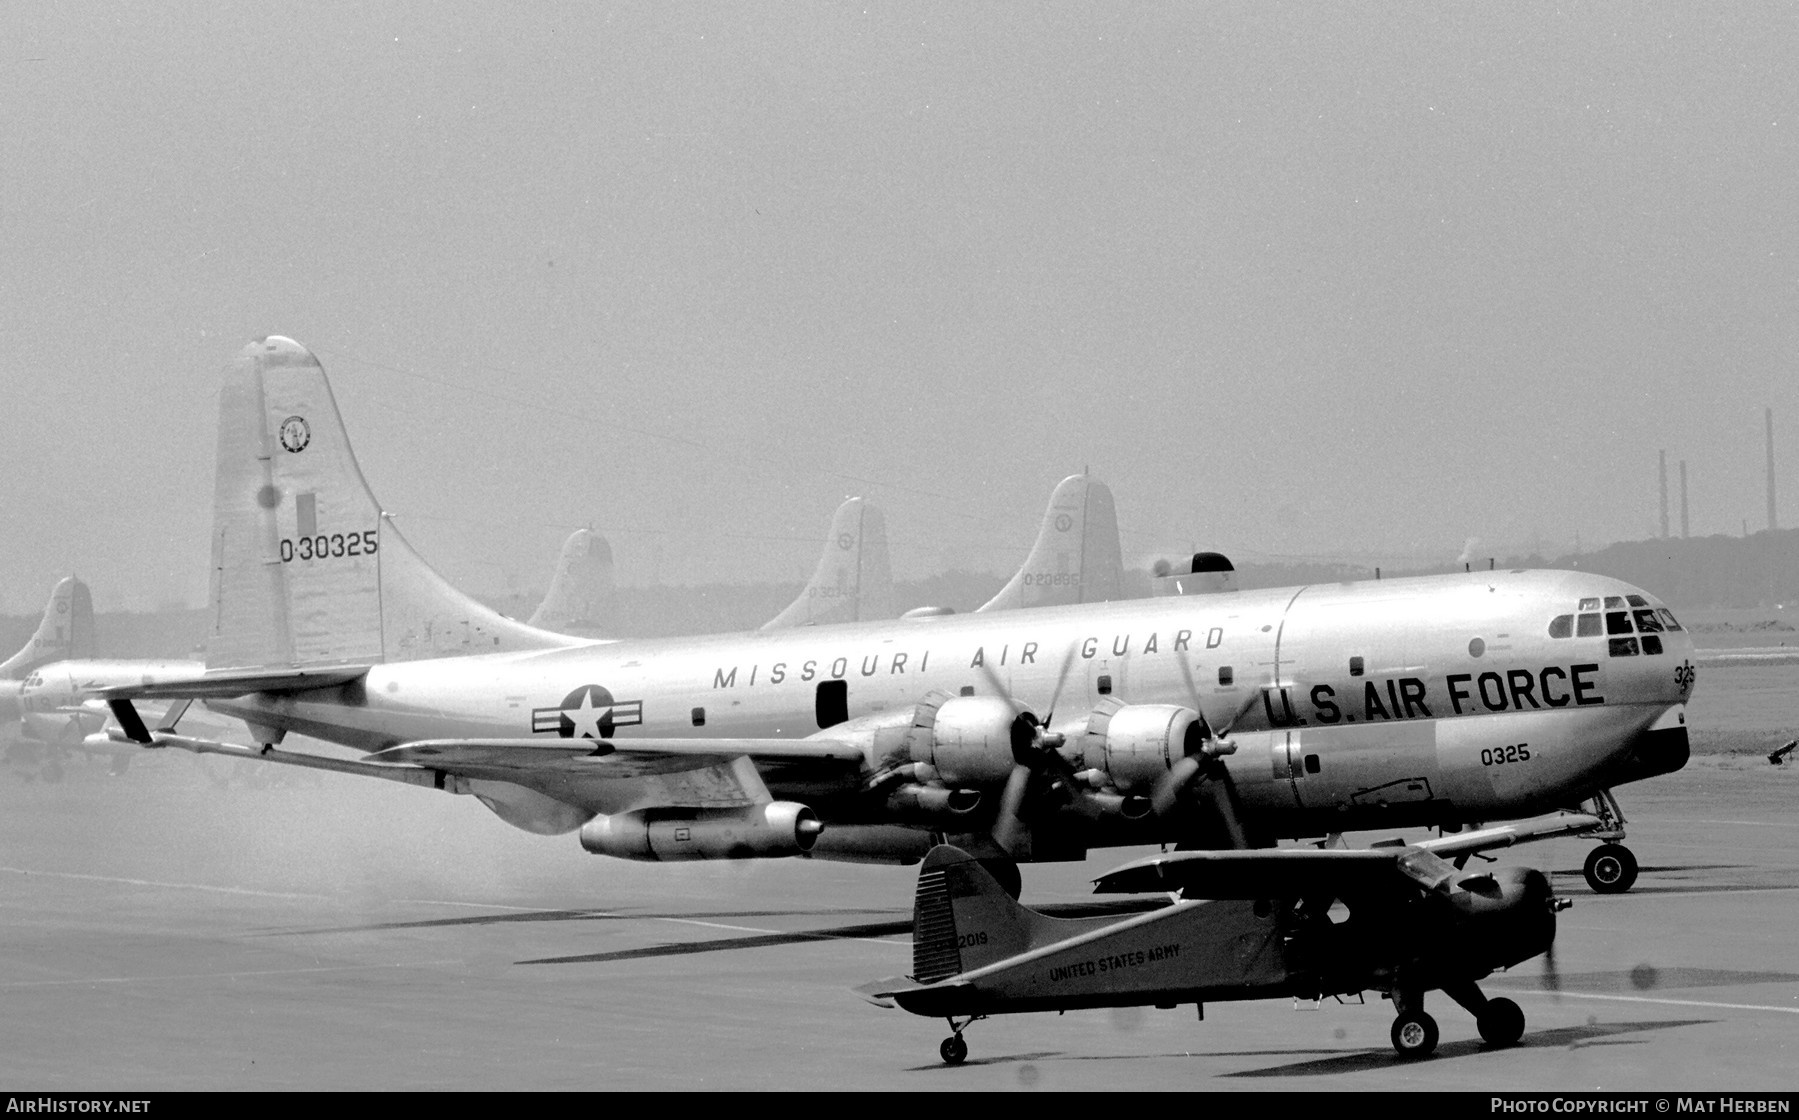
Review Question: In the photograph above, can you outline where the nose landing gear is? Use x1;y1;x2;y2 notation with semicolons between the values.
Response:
1580;790;1639;893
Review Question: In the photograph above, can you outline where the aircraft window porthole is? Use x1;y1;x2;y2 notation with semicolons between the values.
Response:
690;706;706;727
1547;615;1573;639
1641;635;1665;656
1218;666;1234;686
1304;754;1321;775
1349;656;1364;677
959;685;975;697
1468;637;1485;658
1096;674;1113;695
1576;613;1603;637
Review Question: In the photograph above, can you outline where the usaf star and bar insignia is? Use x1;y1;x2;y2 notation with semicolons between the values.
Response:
531;684;643;740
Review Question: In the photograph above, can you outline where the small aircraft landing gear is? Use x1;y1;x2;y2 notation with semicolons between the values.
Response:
1580;790;1639;894
1444;980;1526;1048
939;1015;984;1065
1388;988;1439;1058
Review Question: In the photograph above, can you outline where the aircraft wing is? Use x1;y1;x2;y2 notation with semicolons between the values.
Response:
365;737;865;780
98;666;372;700
1092;811;1601;897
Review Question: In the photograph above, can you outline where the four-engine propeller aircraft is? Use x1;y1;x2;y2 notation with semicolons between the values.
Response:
103;337;1693;889
1;576;103;778
860;812;1587;1063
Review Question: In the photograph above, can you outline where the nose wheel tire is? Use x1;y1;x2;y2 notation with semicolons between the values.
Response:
1476;997;1526;1047
1583;843;1638;894
939;1035;968;1065
1390;1011;1439;1059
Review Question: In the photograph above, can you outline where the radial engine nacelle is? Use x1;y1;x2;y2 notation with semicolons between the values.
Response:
909;694;1023;786
1076;699;1206;793
578;802;822;861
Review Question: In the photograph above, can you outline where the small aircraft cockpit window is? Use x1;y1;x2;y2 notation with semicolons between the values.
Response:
1349;656;1365;676
1633;609;1664;633
1548;615;1573;638
1609;637;1639;657
1604;596;1626;609
1218;666;1234;686
1658;608;1684;631
1579;597;1601;611
1576;613;1603;637
1641;635;1664;655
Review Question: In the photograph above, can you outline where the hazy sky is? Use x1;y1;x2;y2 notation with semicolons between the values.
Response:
3;4;1796;612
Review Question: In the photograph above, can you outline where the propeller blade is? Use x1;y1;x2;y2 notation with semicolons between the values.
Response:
990;764;1035;854
1149;754;1204;817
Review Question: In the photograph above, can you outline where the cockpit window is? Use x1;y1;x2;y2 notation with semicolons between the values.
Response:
1641;634;1664;655
1626;594;1649;607
1605;611;1633;635
1633;609;1664;633
1609;637;1639;657
1603;596;1626;609
1548;615;1573;638
1658;608;1683;632
1579;597;1601;611
1576;613;1603;637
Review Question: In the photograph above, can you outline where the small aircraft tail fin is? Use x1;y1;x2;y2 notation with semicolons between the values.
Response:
527;528;617;635
206;337;584;670
0;576;96;679
977;474;1124;612
911;845;1062;981
760;498;894;630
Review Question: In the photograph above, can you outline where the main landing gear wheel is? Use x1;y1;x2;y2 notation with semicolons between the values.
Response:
1583;843;1638;894
1476;997;1526;1047
1390;1011;1439;1059
939;1035;968;1065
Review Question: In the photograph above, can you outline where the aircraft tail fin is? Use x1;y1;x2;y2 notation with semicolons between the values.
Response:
977;474;1124;612
206;337;585;670
527;528;617;636
911;845;1065;981
0;576;96;679
760;498;894;630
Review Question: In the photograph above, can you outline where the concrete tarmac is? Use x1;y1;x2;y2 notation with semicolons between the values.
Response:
1;746;1795;1091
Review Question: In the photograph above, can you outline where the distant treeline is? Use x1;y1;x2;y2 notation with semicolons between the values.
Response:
1;533;1784;658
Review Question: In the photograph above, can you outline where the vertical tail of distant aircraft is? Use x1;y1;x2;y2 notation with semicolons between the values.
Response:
0;576;96;679
527;528;617;635
976;474;1124;612
205;336;584;670
760;497;895;630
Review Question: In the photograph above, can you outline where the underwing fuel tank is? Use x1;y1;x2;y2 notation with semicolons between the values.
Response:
578;802;822;860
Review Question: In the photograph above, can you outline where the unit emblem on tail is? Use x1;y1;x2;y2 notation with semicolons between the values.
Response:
531;684;643;740
278;415;311;453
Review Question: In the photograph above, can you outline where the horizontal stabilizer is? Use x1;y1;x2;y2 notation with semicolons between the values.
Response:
1094;811;1603;896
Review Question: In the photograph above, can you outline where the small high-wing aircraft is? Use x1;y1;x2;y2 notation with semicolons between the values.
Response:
860;812;1588;1063
101;338;1692;891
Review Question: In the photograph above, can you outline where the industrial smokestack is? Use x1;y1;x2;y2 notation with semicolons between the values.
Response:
1680;460;1689;539
1768;407;1778;532
1659;450;1669;539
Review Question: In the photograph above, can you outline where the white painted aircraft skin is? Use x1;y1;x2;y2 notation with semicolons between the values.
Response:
128;337;1698;863
760;497;894;629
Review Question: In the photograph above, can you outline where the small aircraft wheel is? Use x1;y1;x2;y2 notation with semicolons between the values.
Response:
940;1035;968;1065
1390;1011;1439;1059
1583;843;1638;894
1477;997;1526;1047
